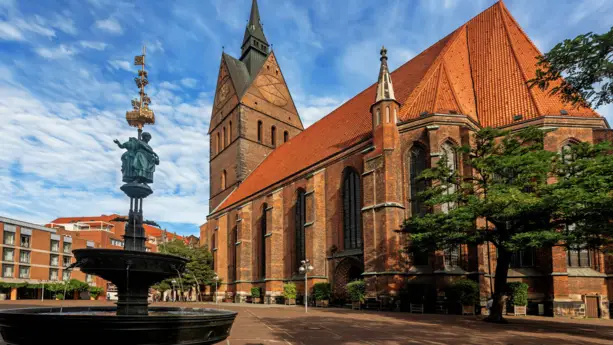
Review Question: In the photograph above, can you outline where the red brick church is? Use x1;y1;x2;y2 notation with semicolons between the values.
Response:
201;0;612;318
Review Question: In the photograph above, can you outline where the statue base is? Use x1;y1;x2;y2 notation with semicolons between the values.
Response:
121;182;153;199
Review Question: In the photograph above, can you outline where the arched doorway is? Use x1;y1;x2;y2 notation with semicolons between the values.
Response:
333;256;364;301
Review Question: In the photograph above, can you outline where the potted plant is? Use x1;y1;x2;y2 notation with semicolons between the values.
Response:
506;282;528;316
283;282;297;305
447;279;479;315
251;287;261;304
89;287;103;300
313;282;331;307
346;280;366;310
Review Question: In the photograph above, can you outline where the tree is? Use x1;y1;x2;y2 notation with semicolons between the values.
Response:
550;141;613;251
156;239;216;296
529;27;613;108
399;127;561;323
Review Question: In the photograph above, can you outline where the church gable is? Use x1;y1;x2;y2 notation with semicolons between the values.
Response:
240;52;303;129
208;57;240;134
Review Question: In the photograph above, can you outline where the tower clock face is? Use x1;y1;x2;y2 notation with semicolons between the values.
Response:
254;74;288;107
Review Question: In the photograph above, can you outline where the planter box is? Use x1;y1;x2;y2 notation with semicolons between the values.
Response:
316;300;329;308
285;298;296;305
462;305;475;315
514;305;527;316
351;301;361;310
252;297;261;304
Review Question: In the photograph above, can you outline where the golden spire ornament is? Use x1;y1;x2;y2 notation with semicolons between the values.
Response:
126;46;155;138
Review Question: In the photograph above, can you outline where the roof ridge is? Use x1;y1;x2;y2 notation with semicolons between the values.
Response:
498;3;543;116
439;61;464;115
400;28;463;116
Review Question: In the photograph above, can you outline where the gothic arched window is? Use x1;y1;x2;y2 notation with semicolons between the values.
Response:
409;145;427;217
260;203;267;279
257;121;263;143
440;142;457;214
216;132;221;154
342;168;362;250
271;126;276;147
221;170;227;190
229;121;233;142
222;127;227;148
284;131;289;143
295;189;306;267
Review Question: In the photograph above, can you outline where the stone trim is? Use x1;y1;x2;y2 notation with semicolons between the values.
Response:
362;170;374;176
237;202;251;210
236;218;243;223
231;276;329;284
304;190;314;196
214;226;219;231
271;187;284;195
361;202;405;212
235;241;242;246
430;152;442;157
215;212;228;219
212;248;218;252
426;125;440;130
365;154;383;163
264;232;273;238
0;216;57;234
304;222;314;228
360;145;375;154
327;248;363;259
265;206;274;211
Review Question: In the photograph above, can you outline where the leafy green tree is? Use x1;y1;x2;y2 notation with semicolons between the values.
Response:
399;127;561;323
550;141;613;250
529;27;613;108
156;239;216;295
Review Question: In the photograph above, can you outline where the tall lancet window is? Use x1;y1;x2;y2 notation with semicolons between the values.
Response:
440;142;457;214
260;203;267;279
271;126;276;147
216;132;221;154
409;145;427;217
221;170;227;190
222;127;226;148
295;189;306;267
342;168;362;250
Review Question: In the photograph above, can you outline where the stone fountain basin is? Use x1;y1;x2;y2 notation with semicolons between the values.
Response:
73;248;188;286
0;306;238;345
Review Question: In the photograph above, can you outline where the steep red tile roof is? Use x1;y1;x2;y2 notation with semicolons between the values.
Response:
144;224;184;241
215;1;600;213
50;214;121;224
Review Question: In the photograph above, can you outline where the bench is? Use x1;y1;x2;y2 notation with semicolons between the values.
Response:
410;304;424;314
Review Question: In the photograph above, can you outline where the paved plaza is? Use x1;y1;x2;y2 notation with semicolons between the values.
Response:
0;300;612;344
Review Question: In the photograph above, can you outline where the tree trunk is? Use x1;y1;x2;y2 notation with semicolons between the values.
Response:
485;248;511;323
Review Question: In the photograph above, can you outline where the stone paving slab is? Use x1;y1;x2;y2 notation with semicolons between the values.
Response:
0;300;612;344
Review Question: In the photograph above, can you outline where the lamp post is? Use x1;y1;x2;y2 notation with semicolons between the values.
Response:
213;274;219;305
298;259;314;313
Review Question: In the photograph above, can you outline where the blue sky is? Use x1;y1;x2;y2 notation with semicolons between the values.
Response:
1;0;612;236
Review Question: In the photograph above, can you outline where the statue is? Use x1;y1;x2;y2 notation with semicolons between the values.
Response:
114;132;159;184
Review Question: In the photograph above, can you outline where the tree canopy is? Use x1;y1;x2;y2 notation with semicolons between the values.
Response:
398;127;613;322
154;239;216;291
529;26;613;108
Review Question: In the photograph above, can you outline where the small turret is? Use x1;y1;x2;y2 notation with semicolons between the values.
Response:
370;46;400;150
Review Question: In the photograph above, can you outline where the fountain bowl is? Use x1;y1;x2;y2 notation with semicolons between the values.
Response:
0;306;237;345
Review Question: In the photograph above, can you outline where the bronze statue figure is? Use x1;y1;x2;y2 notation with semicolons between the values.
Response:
114;132;159;184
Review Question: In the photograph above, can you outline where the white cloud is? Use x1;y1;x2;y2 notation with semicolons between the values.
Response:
296;96;345;128
146;39;164;53
35;44;77;59
95;18;123;34
160;81;180;90
180;78;198;88
0;21;23;40
79;41;108;50
15;18;55;38
108;60;132;72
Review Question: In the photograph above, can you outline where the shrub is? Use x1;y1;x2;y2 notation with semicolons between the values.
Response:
447;279;480;306
55;293;65;300
66;279;89;293
313;283;331;301
506;282;528;306
250;287;261;298
345;280;366;303
283;282;297;299
89;287;104;299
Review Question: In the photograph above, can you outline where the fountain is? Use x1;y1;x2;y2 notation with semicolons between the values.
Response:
0;47;237;345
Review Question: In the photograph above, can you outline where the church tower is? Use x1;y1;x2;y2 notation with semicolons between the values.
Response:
208;0;303;212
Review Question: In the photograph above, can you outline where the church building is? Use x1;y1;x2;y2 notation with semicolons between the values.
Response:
201;0;612;318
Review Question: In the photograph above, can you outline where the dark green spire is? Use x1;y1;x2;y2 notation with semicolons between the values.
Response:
240;0;269;76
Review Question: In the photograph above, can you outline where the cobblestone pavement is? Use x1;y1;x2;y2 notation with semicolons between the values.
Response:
0;300;612;344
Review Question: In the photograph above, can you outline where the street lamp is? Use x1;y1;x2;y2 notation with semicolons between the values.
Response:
298;259;314;313
213;274;219;305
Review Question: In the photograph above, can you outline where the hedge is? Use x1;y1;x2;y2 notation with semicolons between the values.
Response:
446;279;480;305
283;282;296;299
312;282;331;301
506;282;528;306
345;280;366;303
